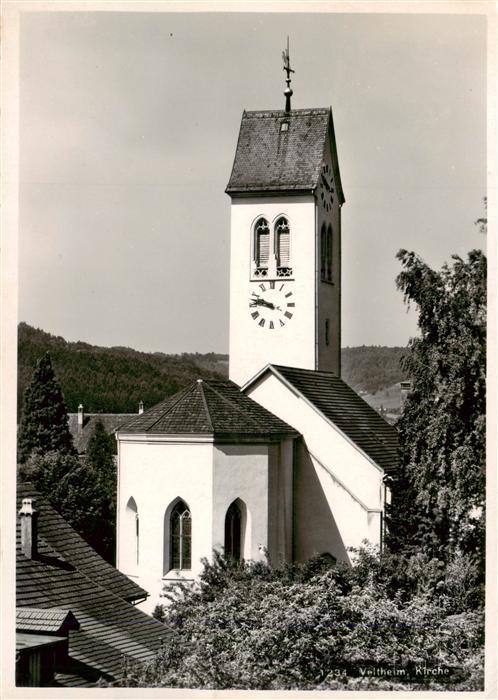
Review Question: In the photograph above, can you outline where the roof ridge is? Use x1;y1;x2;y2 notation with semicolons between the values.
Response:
201;381;264;430
243;107;329;116
135;384;197;432
197;381;214;432
272;364;337;377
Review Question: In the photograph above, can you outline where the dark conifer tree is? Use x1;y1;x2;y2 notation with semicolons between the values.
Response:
18;352;75;463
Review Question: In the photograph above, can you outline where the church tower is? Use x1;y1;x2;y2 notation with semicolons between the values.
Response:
226;49;345;387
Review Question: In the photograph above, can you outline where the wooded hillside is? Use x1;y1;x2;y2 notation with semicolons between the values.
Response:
17;323;407;416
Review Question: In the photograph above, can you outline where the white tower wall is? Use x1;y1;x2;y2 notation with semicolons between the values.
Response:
228;195;317;386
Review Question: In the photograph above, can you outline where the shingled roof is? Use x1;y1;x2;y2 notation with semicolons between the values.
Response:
16;607;79;635
118;378;297;440
225;108;344;202
16;484;167;686
247;366;399;474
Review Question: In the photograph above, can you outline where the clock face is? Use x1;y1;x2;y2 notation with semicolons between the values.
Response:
318;163;334;212
248;281;295;329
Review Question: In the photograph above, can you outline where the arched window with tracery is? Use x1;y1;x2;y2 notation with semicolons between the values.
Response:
170;500;191;570
224;501;242;561
275;217;290;271
254;218;270;272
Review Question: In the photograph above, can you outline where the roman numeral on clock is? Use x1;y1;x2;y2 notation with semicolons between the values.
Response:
251;311;259;319
284;311;293;319
258;318;265;327
269;281;275;289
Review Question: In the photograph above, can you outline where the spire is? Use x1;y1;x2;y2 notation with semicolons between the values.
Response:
282;36;294;113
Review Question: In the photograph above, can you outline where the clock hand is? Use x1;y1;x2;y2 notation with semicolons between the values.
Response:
250;298;274;310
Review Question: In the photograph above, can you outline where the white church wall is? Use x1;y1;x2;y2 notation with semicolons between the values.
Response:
117;437;214;612
246;373;385;561
267;439;294;565
229;195;316;386
212;444;270;561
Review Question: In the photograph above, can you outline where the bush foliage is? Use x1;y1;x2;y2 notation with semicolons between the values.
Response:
121;551;483;691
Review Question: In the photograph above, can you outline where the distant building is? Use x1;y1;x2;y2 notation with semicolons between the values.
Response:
400;380;413;407
67;403;143;454
16;483;166;687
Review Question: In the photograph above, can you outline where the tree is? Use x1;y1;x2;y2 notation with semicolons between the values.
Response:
386;249;486;573
18;352;75;463
86;420;117;562
24;448;115;562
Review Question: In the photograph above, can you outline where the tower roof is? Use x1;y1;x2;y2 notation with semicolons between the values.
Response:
225;108;345;202
118;378;297;440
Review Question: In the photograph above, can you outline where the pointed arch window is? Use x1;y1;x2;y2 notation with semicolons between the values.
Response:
275;217;290;269
252;216;293;279
224;501;242;561
320;223;327;281
326;224;333;282
254;218;270;272
124;497;139;573
321;224;333;283
170;500;191;570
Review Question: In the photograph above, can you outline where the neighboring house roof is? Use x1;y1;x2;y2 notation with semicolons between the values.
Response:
16;607;79;635
245;365;399;474
68;414;134;453
16;633;67;652
118;378;297;440
225;108;345;202
17;484;167;687
17;482;145;604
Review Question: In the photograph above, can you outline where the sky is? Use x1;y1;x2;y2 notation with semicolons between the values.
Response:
19;9;487;354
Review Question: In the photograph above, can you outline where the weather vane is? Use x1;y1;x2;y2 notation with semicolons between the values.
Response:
282;36;294;112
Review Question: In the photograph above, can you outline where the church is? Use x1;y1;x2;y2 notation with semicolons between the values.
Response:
115;55;399;612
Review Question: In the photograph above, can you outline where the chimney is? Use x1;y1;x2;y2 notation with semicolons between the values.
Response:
78;403;84;427
19;498;38;559
138;401;144;415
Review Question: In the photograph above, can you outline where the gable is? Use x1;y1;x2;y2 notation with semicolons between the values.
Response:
244;365;399;474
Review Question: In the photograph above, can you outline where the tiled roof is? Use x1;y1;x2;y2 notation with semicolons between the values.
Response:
226;108;344;202
16;485;168;686
17;483;146;604
16;607;79;634
68;414;134;453
118;379;297;440
256;366;399;473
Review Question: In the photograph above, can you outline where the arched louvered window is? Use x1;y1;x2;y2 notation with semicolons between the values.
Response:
254;218;270;268
225;501;242;561
275;217;290;268
320;223;327;281
326;225;333;282
170;500;191;570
